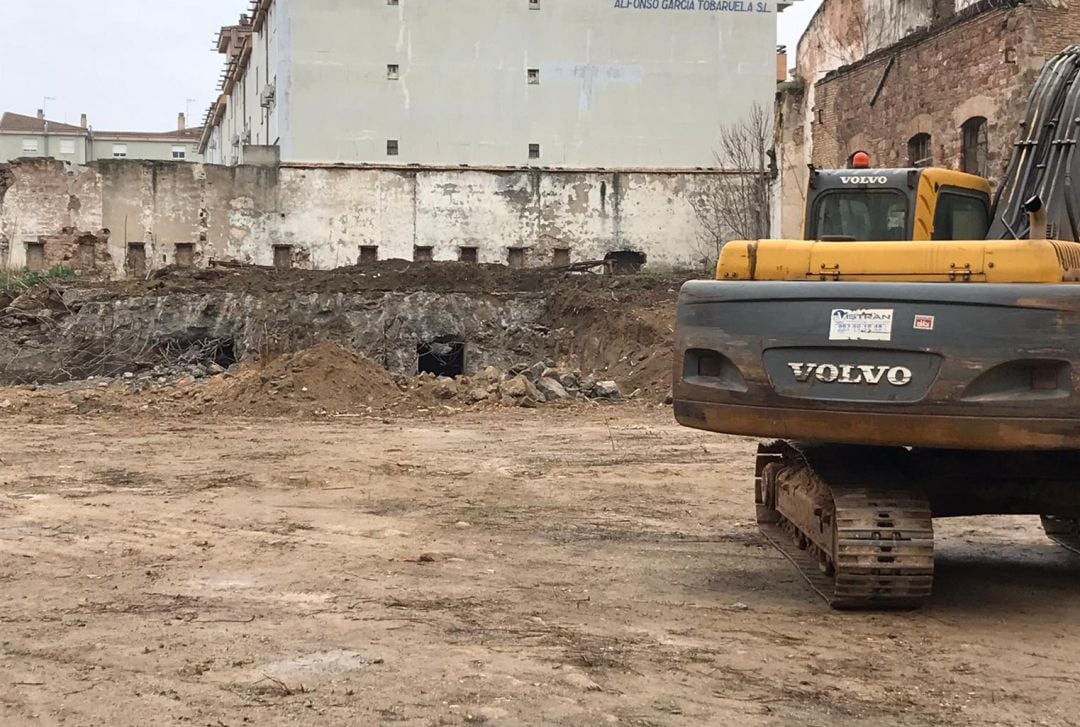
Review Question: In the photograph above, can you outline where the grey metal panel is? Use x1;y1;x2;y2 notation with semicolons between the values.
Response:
674;280;1080;423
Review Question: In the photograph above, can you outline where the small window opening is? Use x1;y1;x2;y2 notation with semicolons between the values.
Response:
528;143;541;160
126;242;147;277
388;0;399;5
174;242;195;268
507;247;526;269
359;245;379;264
605;250;646;275
78;239;96;270
527;68;540;84
273;244;293;270
529;0;540;8
961;117;988;178
417;337;466;377
414;245;434;262
459;246;479;263
552;247;571;267
387;64;400;80
387;139;399;156
907;133;932;167
25;242;46;272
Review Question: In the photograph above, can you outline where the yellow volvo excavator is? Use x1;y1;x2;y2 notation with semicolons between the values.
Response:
673;46;1080;609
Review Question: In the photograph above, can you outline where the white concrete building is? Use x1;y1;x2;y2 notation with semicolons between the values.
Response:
201;0;784;169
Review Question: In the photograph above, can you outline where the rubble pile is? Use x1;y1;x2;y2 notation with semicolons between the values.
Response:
0;342;632;418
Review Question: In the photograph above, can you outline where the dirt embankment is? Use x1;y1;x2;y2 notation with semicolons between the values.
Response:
0;263;692;409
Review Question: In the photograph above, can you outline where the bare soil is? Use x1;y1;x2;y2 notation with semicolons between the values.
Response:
2;406;1078;726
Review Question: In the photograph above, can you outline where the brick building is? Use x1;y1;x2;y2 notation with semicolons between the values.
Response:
777;0;1080;238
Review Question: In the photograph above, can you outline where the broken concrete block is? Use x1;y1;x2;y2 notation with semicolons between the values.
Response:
467;387;492;404
434;379;458;400
525;362;547;382
0;399;11;409
592;381;622;400
476;366;503;383
558;371;581;390
499;374;531;399
536;377;569;402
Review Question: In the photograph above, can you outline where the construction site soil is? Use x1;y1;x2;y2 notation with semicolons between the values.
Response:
1;407;1079;726
3;265;1079;726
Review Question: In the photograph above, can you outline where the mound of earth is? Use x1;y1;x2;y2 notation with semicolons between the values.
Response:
208;342;409;415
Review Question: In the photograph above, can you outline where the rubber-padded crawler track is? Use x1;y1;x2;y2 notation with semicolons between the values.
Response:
756;442;935;610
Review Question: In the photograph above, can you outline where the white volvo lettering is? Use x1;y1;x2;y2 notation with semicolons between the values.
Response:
839;175;889;185
787;362;913;387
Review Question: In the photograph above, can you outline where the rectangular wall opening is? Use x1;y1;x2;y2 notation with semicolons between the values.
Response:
175;243;195;268
360;245;379;264
459;246;478;264
507;247;526;269
417;338;466;378
25;242;45;272
126;243;146;278
273;244;293;270
78;240;96;270
414;245;434;262
552;248;571;267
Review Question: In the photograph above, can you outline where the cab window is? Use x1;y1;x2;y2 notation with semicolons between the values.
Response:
932;189;990;240
812;191;909;241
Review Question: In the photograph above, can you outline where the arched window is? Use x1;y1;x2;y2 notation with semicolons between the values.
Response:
961;116;989;177
908;133;932;167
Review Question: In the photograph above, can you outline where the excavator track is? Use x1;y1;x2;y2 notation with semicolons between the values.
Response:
755;442;935;610
1042;515;1080;556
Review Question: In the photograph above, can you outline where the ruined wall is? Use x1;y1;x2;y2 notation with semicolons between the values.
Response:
777;1;1080;237
0;159;729;274
810;7;1044;174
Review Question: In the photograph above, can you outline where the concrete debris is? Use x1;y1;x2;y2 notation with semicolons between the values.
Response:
536;377;570;402
467;387;493;404
433;378;458;400
592;381;623;400
524;362;548;382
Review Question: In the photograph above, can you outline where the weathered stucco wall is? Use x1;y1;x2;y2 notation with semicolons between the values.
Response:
0;159;731;274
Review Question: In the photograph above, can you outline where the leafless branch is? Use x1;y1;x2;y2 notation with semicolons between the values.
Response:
689;103;776;269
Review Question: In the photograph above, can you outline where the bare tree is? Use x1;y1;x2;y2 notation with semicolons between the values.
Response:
691;104;776;267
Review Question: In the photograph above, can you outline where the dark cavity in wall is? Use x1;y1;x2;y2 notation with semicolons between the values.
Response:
605;250;646;275
417;337;466;377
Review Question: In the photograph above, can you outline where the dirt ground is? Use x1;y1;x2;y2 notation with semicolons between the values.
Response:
2;406;1079;726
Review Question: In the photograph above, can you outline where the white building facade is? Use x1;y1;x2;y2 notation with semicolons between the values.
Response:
201;0;782;169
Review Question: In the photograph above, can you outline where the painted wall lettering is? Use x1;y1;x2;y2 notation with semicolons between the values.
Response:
613;0;771;12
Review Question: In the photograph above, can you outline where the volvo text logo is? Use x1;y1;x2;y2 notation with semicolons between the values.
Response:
787;363;913;386
838;176;889;185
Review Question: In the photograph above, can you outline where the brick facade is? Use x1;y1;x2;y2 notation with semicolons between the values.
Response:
812;7;1039;176
777;1;1080;238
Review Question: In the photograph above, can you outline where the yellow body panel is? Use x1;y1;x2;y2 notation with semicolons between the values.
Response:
717;239;1080;284
913;169;993;241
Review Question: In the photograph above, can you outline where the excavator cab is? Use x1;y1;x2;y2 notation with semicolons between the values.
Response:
805;167;991;242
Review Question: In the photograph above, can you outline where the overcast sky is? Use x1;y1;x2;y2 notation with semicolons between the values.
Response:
0;0;246;131
0;0;820;132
